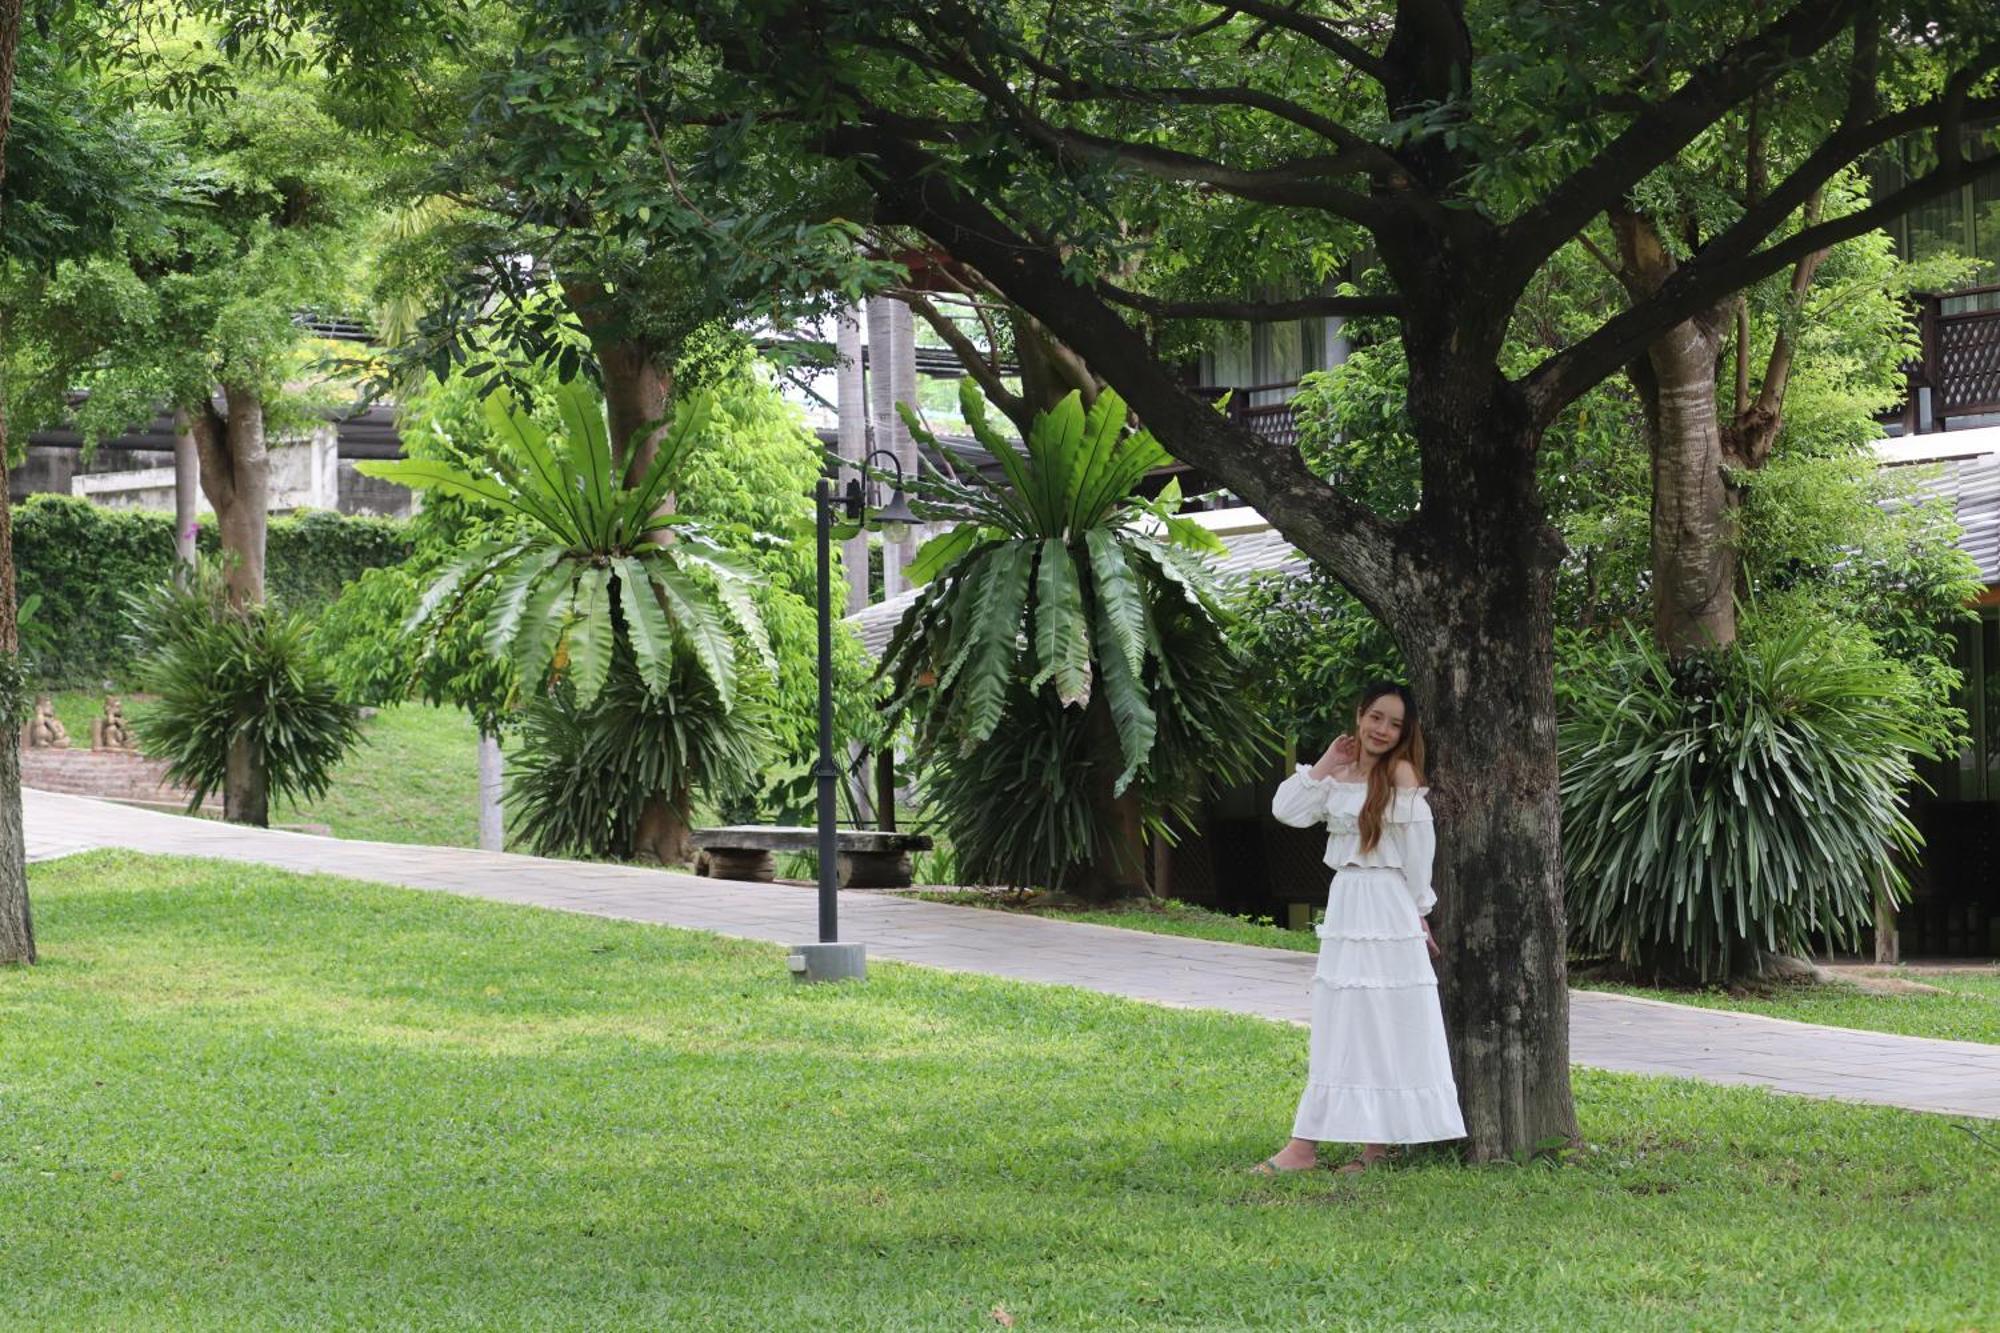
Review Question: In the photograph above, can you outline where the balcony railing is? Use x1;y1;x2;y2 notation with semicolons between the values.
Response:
1188;381;1306;451
1904;284;2000;432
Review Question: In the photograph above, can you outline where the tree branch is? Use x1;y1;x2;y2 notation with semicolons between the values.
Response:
1209;0;1386;81
993;113;1387;222
1047;80;1404;179
1524;146;2000;423
898;290;1032;434
1099;282;1402;321
1498;1;1864;279
836;121;1408;612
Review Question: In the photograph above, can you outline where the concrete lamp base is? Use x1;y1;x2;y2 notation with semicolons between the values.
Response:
788;942;868;984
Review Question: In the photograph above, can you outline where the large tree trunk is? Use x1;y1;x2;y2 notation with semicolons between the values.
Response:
559;278;677;490
1392;314;1579;1162
189;388;269;608
1634;323;1736;655
0;0;38;966
600;341;674;490
189;387;270;824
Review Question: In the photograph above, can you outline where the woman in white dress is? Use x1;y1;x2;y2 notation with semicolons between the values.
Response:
1254;682;1466;1174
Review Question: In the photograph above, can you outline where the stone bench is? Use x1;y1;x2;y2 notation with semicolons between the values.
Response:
690;825;934;889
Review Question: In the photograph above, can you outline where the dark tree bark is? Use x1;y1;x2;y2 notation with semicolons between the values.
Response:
632;790;694;866
188;385;271;825
0;0;38;966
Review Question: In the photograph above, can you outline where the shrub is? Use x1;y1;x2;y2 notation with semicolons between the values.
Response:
125;562;362;823
15;495;410;684
1558;612;1957;981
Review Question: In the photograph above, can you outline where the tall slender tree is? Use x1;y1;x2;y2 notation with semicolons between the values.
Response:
0;0;32;967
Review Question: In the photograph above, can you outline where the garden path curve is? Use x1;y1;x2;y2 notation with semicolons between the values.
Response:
25;788;1998;1121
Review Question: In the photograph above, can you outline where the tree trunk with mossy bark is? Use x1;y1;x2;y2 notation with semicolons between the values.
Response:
188;385;271;825
1611;209;1742;657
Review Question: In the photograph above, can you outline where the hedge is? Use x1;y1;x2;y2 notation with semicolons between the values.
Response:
15;495;412;685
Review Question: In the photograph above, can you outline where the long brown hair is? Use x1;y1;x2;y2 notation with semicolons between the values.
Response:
1355;682;1426;853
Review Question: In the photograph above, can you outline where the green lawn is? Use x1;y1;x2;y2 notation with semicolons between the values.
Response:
1581;972;2000;1046
273;703;489;847
4;853;1994;1330
39;695;489;848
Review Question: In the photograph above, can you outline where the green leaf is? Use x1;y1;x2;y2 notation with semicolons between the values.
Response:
1025;391;1084;533
909;524;989;585
956;542;1035;745
1085;528;1147;679
1066;389;1127;529
1093;609;1157;795
654;562;738;709
553;378;615;525
613;556;675;695
405;539;521;635
564;566;614;706
512;567;576;693
1033;539;1092;706
483;545;569;661
357;460;525;518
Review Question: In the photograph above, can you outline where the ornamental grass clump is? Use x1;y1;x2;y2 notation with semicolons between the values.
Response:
1558;616;1955;982
126;561;362;826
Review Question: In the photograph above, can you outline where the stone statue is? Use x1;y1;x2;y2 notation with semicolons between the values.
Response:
90;696;136;752
23;696;69;749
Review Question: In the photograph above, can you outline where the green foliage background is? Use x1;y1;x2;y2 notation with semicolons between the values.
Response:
14;495;411;685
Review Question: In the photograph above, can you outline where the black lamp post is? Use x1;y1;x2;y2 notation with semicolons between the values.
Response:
791;448;916;983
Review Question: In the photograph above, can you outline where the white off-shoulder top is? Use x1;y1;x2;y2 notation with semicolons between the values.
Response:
1270;766;1438;914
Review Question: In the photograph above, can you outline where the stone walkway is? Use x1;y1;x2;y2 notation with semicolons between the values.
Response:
25;788;2000;1121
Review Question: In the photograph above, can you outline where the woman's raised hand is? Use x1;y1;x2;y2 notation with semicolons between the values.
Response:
1312;733;1358;777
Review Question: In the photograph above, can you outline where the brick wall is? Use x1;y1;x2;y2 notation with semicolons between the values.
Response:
21;747;220;812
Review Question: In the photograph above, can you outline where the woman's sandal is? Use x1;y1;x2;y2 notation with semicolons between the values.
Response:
1333;1149;1391;1175
1249;1155;1317;1176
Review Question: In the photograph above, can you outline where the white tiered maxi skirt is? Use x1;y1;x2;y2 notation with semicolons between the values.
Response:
1293;865;1467;1144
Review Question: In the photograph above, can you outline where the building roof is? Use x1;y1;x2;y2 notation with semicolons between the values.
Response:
1887;444;2000;585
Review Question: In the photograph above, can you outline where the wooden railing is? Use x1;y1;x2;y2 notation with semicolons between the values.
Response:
1188;381;1306;450
1905;285;2000;431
